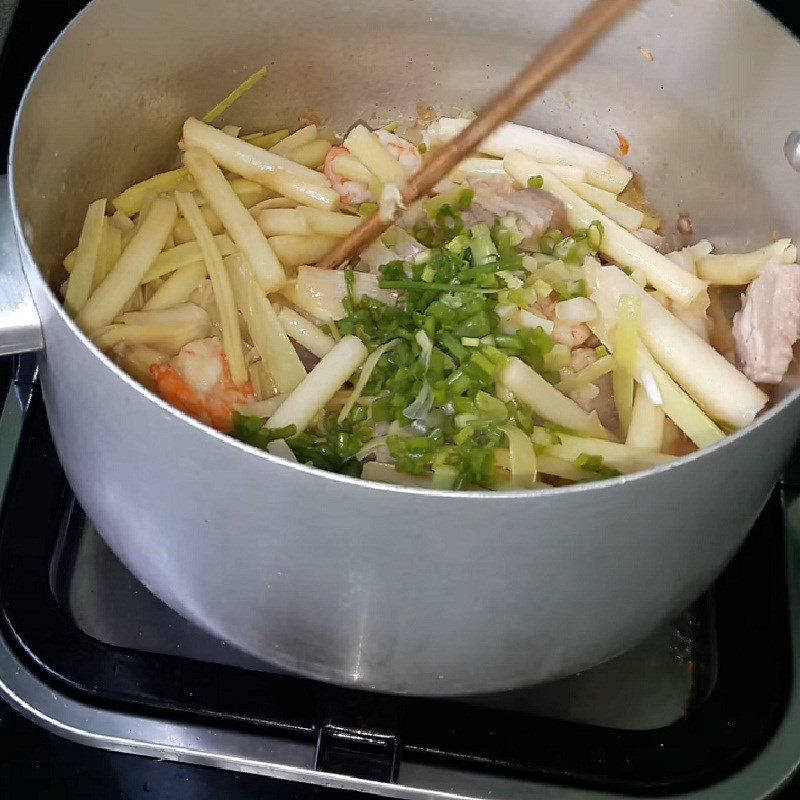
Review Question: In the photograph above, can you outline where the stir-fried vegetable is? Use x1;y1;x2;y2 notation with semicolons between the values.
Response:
175;190;247;384
78;196;177;331
183;148;286;293
65;199;107;315
60;104;789;491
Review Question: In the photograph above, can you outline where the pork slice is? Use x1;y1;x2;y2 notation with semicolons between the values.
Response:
732;260;800;383
466;177;566;238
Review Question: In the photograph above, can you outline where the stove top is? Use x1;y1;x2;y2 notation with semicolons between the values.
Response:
2;1;800;798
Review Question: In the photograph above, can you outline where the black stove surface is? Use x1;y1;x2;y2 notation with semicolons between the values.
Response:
2;2;800;799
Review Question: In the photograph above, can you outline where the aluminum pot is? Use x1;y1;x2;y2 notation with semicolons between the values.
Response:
3;0;800;695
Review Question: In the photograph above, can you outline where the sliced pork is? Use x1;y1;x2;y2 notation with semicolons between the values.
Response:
465;177;566;238
733;260;800;383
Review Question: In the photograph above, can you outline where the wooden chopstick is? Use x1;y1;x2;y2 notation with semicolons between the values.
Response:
315;0;638;270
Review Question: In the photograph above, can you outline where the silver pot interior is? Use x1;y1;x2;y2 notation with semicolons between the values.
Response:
11;0;800;403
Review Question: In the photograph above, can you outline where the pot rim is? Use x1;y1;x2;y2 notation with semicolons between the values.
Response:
10;0;799;501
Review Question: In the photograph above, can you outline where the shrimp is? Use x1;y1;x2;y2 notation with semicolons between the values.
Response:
552;322;592;348
324;131;422;205
150;337;254;433
323;146;374;205
530;297;592;348
374;129;423;173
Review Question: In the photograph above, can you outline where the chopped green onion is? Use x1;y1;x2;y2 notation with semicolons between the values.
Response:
588;220;604;251
527;175;544;189
358;202;379;217
432;463;457;489
378;280;501;293
534;279;553;299
538;229;563;255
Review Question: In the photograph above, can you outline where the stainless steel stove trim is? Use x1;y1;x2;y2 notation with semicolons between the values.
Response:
0;488;798;800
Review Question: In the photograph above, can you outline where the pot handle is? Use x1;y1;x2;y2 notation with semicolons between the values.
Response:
0;175;42;355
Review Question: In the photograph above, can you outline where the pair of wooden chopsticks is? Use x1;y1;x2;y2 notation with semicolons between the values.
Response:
315;0;638;271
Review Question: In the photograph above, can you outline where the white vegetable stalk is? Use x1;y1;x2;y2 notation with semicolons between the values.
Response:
250;197;298;212
502;424;538;488
555;297;597;324
268;234;339;269
635;345;723;449
516;309;555;334
586;258;767;428
450;157;506;180
236;395;287;418
451;157;587;184
96;221;123;290
361;461;433;488
696;239;797;285
183;117;328;187
378;183;403;223
338;339;398;423
289;266;398;321
183;148;285;293
65;198;107;316
557;353;616;394
78;196;177;331
537;454;591;482
93;303;210;353
143;234;236;282
360;240;401;271
290;139;332;169
259;168;340;211
626;385;665;451
143;261;206;311
497;449;585;482
277;307;335;359
267;335;368;433
707;287;736;358
113;167;190;216
533;427;675;473
175;191;248;384
499;357;612;439
587;285;725;450
612;295;639;436
564;180;644;231
117;345;168;389
256;208;311;237
426;117;631;192
504;152;707;306
226;254;306;394
226;178;273;209
173;204;224;243
300;207;361;238
671;303;710;342
270;124;317;157
331;153;373;183
119;303;210;326
266;438;298;461
342;125;407;185
666;240;714;277
110;210;135;233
